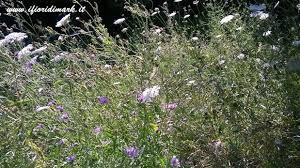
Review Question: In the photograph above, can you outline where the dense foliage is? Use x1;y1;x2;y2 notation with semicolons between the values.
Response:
0;1;300;167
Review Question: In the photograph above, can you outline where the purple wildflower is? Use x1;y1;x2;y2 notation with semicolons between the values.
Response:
56;105;64;112
170;156;180;167
66;155;76;163
35;123;44;129
24;56;37;73
98;96;109;105
93;126;102;135
60;112;69;122
125;147;139;158
163;103;178;110
57;138;66;145
137;93;144;103
47;100;56;106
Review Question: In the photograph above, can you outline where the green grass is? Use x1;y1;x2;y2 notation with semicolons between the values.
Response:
1;2;300;167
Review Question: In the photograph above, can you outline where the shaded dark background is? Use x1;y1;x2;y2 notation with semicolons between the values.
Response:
0;0;299;36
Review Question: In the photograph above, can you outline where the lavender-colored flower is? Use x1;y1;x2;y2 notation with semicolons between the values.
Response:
66;155;76;163
57;138;66;145
60;112;69;122
125;147;139;158
93;126;102;135
98;96;109;105
170;156;180;167
56;105;64;112
24;56;38;73
47;100;56;106
211;140;223;154
17;44;34;59
35;123;44;129
163;103;178;110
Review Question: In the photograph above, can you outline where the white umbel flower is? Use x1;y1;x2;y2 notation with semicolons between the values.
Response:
139;85;160;103
55;14;71;27
220;15;235;24
250;11;269;20
168;12;176;17
31;46;47;55
51;52;69;62
0;32;27;46
236;53;245;59
113;18;126;25
17;44;34;59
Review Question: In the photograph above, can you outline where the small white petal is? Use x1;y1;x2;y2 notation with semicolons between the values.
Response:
263;30;271;36
104;64;112;69
113;18;126;25
187;80;196;86
193;0;199;5
236;27;243;31
220;15;235;24
191;37;199;41
183;14;190;19
168;12;176;17
55;14;71;27
38;88;43;93
219;60;226;65
36;106;50;112
121;28;128;33
151;11;158;16
236;53;245;59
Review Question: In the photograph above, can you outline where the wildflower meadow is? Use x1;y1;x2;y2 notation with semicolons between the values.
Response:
0;0;300;167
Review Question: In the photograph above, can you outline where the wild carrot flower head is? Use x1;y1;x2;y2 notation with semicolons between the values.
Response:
113;18;126;25
138;85;160;103
98;96;109;105
17;44;34;59
125;147;139;158
170;156;180;167
56;14;71;27
0;32;27;46
220;15;235;24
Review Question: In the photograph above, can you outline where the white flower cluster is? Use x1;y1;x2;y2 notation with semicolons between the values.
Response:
0;32;28;47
